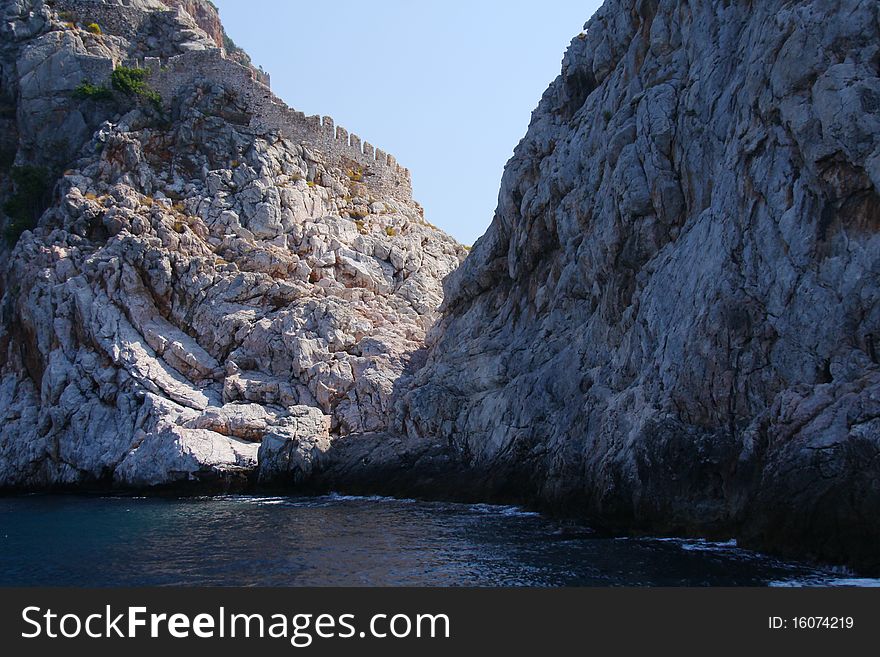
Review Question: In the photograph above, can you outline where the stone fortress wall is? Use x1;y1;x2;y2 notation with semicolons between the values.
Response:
51;0;413;200
148;50;413;199
52;0;154;38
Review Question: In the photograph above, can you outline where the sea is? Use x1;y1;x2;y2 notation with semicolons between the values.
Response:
0;494;877;587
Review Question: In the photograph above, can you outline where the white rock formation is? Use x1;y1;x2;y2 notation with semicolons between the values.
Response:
0;0;464;488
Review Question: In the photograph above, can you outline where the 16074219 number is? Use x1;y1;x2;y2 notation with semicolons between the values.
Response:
768;616;855;630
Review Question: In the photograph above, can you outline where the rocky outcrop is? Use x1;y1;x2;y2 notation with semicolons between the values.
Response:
388;0;880;573
0;0;464;489
160;0;223;48
3;0;218;167
158;0;268;83
3;0;879;576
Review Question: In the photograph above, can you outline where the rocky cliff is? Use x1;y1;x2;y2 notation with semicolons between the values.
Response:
2;0;879;575
159;0;268;83
391;0;880;572
0;0;464;489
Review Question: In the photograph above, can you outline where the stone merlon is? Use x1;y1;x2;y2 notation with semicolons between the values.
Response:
150;49;412;198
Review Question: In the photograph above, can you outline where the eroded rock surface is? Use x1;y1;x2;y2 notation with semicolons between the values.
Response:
3;0;879;575
393;0;880;572
0;0;464;489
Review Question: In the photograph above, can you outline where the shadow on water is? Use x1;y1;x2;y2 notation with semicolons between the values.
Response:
0;494;876;587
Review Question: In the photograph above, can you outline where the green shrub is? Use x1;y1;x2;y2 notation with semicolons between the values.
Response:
73;80;114;101
142;88;162;108
603;110;612;123
384;226;396;237
111;66;147;95
3;165;52;245
86;22;101;34
111;66;162;108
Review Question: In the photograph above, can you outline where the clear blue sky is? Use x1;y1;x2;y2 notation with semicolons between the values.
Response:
213;1;603;245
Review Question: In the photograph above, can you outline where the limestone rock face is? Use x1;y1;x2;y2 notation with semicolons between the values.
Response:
3;0;222;167
396;0;880;572
0;0;464;489
4;0;880;575
257;405;332;484
157;0;267;80
159;0;223;49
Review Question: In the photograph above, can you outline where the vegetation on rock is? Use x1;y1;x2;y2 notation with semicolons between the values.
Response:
111;66;162;108
73;81;114;102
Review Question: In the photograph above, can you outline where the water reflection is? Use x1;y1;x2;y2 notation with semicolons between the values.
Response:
0;494;874;587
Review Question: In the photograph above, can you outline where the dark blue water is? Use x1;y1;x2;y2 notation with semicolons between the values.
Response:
0;494;875;586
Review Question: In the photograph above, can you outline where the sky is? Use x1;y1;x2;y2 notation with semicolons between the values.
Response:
212;0;603;245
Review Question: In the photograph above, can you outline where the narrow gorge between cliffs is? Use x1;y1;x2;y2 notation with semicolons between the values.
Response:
1;0;879;580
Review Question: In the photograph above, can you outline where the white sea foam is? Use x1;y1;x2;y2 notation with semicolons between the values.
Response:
466;503;541;517
237;496;282;504
639;537;880;587
769;578;880;588
825;578;880;587
325;493;418;504
677;539;739;552
625;536;746;554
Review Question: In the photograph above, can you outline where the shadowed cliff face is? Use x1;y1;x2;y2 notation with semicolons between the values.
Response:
391;0;880;573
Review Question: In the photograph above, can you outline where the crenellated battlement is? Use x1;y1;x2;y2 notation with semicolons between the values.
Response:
148;49;413;199
52;0;413;200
